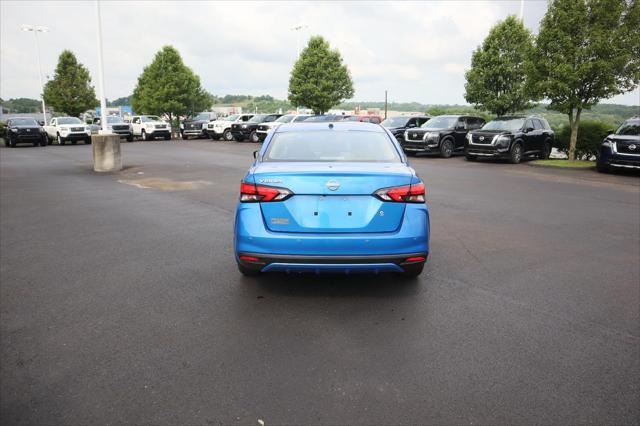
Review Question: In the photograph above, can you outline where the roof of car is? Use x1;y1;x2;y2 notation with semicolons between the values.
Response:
276;121;384;133
492;115;527;120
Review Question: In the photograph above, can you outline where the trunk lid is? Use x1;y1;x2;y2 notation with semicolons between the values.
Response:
251;162;413;233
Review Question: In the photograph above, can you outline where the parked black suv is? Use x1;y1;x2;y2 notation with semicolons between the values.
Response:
403;115;485;157
381;115;431;144
5;117;47;147
596;116;640;173
230;114;282;142
181;112;217;140
465;116;554;163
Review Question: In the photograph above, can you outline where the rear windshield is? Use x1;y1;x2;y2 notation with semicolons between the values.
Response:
263;130;401;163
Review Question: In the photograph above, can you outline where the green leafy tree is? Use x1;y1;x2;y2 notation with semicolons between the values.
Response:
132;46;213;126
464;15;534;116
527;0;640;160
555;120;612;160
43;50;98;117
288;36;354;114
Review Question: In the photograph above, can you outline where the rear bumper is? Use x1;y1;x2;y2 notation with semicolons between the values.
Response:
237;252;427;274
234;202;430;273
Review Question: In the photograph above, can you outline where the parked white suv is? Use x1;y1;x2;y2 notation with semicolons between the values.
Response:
44;117;92;145
255;114;311;142
206;114;254;141
130;115;171;141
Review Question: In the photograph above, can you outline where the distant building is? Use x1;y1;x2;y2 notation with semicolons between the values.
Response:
212;106;243;116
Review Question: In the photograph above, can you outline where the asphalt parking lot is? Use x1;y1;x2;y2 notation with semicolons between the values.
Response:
1;140;639;425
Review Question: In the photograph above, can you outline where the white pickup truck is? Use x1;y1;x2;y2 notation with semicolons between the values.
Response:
130;115;171;141
44;117;92;145
206;114;254;141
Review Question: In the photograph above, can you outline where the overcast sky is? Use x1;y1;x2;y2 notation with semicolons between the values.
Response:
1;0;638;106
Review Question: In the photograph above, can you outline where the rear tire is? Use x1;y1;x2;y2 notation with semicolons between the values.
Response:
540;141;552;159
439;138;454;158
509;142;523;164
596;162;609;173
57;134;64;145
142;130;148;141
402;264;424;277
238;263;260;276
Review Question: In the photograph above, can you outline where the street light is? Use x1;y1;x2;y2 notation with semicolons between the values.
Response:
21;24;48;125
94;0;108;134
290;24;308;57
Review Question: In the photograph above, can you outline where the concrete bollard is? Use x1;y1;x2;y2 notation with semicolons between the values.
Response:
92;134;122;172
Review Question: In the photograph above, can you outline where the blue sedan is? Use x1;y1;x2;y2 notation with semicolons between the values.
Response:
234;121;430;276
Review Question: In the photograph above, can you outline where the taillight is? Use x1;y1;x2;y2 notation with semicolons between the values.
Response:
240;182;293;202
374;181;425;203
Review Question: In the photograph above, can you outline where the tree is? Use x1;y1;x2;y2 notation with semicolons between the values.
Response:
43;50;98;117
464;15;534;116
132;46;213;126
288;36;354;114
527;0;640;160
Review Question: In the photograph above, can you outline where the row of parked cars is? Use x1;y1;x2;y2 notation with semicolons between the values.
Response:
197;113;381;142
4;111;638;173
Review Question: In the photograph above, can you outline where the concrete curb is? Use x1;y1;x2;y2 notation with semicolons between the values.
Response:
527;162;596;171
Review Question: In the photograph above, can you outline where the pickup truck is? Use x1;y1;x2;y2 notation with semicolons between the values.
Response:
90;116;133;141
230;114;282;142
44;117;92;145
181;112;217;140
255;114;311;142
206;114;254;141
130;115;171;141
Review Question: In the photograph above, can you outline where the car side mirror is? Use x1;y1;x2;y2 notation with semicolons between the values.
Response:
407;123;416;128
253;150;259;159
525;127;534;133
38;120;44;126
607;129;614;135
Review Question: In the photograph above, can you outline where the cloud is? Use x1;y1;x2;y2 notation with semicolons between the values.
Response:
1;0;638;105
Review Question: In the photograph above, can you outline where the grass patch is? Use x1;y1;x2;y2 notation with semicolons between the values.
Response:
531;159;595;168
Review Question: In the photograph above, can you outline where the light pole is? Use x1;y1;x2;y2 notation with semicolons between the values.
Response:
290;24;308;57
95;0;109;134
519;0;524;21
21;24;48;125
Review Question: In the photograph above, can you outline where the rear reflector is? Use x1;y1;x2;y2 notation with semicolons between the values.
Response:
374;181;425;203
239;255;260;262
240;181;293;202
404;256;426;263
